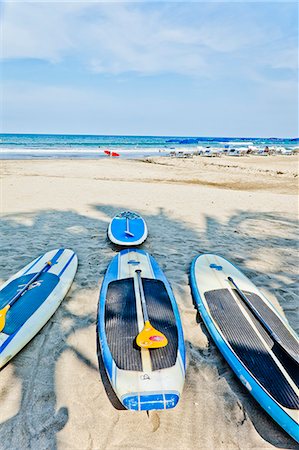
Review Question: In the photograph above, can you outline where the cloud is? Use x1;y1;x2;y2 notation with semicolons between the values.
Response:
83;5;208;76
1;2;297;136
1;2;209;74
1;1;298;81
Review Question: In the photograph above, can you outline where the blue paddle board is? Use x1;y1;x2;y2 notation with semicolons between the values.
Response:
190;254;299;443
0;248;78;368
98;248;185;411
107;211;148;246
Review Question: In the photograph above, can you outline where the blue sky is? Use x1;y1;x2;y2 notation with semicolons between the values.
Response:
1;1;298;137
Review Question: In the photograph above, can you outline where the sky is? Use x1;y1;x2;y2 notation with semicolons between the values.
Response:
0;1;298;137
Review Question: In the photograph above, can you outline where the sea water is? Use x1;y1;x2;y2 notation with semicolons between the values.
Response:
0;134;298;159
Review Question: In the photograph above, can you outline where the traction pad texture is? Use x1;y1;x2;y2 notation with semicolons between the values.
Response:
105;278;178;372
105;278;142;371
204;288;299;409
244;291;299;359
143;278;178;371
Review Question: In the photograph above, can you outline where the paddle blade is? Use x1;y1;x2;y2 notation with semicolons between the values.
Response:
0;305;11;333
136;321;168;349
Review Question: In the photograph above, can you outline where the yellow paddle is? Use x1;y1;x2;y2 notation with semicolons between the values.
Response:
0;261;52;333
135;269;168;349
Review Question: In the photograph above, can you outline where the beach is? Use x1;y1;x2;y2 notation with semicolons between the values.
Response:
0;155;298;450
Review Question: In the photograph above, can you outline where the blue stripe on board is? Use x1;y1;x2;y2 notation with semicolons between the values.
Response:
0;332;17;353
50;249;65;266
57;253;76;278
0;273;60;335
24;248;64;276
23;254;44;275
97;253;120;380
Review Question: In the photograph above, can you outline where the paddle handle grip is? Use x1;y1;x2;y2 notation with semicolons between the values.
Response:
135;269;149;322
9;261;52;307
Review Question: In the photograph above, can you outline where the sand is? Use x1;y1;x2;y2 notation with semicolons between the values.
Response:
0;155;298;450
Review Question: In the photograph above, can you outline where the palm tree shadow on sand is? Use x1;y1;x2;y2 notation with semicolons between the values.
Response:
94;205;299;448
0;206;297;449
0;209;107;449
187;210;298;449
96;325;126;411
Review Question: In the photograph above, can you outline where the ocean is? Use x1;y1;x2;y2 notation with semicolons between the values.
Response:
0;134;298;159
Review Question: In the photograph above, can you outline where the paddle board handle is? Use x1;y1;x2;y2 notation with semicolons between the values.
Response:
135;269;149;322
228;276;299;365
8;261;52;308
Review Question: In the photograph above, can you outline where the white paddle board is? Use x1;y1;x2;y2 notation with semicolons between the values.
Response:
190;254;299;442
98;249;185;410
0;248;78;368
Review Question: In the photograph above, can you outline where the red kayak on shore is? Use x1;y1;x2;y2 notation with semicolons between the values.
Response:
104;150;120;157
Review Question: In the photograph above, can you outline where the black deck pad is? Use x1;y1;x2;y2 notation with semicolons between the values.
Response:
105;278;143;371
204;288;299;409
105;278;178;372
243;291;299;359
143;278;178;371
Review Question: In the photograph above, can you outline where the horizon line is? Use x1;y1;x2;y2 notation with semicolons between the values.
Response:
1;132;298;140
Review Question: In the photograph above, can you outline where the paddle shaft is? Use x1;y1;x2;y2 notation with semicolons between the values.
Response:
135;269;149;322
228;276;299;364
9;261;52;308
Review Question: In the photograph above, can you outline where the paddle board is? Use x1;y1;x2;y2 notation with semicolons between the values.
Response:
190;254;299;442
98;248;185;410
0;248;78;369
107;211;148;246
